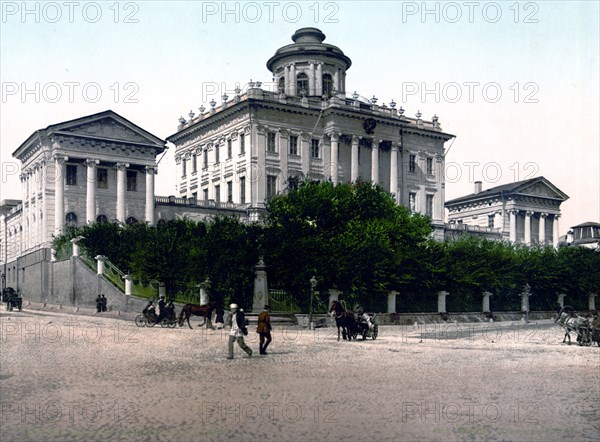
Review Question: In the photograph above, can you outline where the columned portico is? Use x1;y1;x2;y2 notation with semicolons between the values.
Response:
116;162;128;223
85;159;99;224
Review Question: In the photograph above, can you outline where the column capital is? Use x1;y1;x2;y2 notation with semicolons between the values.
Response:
85;158;100;167
554;214;561;220
53;154;69;162
509;209;519;215
115;162;130;170
525;211;534;217
351;135;362;143
145;165;157;174
539;212;548;218
372;139;381;148
329;132;340;141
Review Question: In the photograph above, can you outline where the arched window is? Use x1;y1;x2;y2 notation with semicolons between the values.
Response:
278;77;285;94
296;73;308;96
96;214;108;224
322;73;333;97
66;212;78;227
126;217;138;226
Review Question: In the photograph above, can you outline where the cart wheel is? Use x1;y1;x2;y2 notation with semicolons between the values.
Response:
160;319;169;328
147;318;156;327
135;315;146;327
372;324;378;340
169;321;177;329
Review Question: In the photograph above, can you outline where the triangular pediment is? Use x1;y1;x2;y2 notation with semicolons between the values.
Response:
514;177;569;201
61;118;152;144
51;111;164;149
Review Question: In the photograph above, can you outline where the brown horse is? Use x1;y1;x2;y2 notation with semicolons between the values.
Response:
329;300;356;341
178;302;220;329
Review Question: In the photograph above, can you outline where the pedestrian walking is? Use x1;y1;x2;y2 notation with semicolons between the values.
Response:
227;304;252;359
100;294;107;312
257;304;272;355
96;295;102;313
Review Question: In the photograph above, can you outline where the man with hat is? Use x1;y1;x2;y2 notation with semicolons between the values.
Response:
155;295;167;324
227;303;252;359
257;304;272;355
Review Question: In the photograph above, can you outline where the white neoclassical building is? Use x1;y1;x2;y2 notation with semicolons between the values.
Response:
167;27;454;237
445;176;569;246
0;110;165;292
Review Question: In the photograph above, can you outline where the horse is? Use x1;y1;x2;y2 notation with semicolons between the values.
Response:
329;300;356;341
555;306;591;345
178;301;220;330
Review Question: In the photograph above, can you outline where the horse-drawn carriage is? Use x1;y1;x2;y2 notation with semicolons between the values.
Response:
2;287;22;312
329;300;378;341
135;305;177;328
555;306;599;347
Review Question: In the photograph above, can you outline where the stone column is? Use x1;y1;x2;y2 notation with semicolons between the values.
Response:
524;211;533;245
351;136;360;182
54;155;67;235
200;278;211;305
482;291;493;313
158;282;167;298
95;255;105;275
437;291;449;313
390;143;399;201
539;213;547;245
284;65;290;95
116;162;128;223
328;289;340;307
85;159;98;224
145;166;156;226
330;133;339;184
289;64;296;96
557;293;566;309
333;70;340;93
520;284;531;312
388;291;398;313
553;215;560;247
316;63;323;96
509;209;517;243
309;62;316;96
371;139;380;184
589;293;597;311
252;258;268;312
124;274;132;296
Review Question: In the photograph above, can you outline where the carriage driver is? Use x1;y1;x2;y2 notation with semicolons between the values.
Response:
143;300;155;319
155;296;167;324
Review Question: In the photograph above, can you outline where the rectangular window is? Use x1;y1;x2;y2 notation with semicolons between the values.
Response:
426;157;433;175
203;150;208;169
267;132;276;152
227;140;232;159
409;192;416;212
289;135;298;155
215;144;220;163
239;133;245;154
426;194;434;217
488;214;495;229
227;181;233;203
311;139;320;158
203;188;208;201
66;165;77;186
192;192;197;201
409;155;416;173
267;175;277;199
240;177;246;204
192;154;197;173
215;185;220;203
127;170;137;191
97;168;108;189
182;158;187;177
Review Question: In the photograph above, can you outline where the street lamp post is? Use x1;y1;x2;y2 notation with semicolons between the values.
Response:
309;275;317;329
0;272;5;291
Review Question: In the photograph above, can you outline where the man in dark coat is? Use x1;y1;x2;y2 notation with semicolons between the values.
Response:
100;294;107;312
96;295;102;313
256;305;272;355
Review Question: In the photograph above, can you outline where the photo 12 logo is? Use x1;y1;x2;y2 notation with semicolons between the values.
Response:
1;82;140;104
1;401;139;424
1;2;140;24
401;2;540;24
201;1;340;24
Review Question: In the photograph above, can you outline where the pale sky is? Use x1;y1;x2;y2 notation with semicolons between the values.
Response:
1;1;598;234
